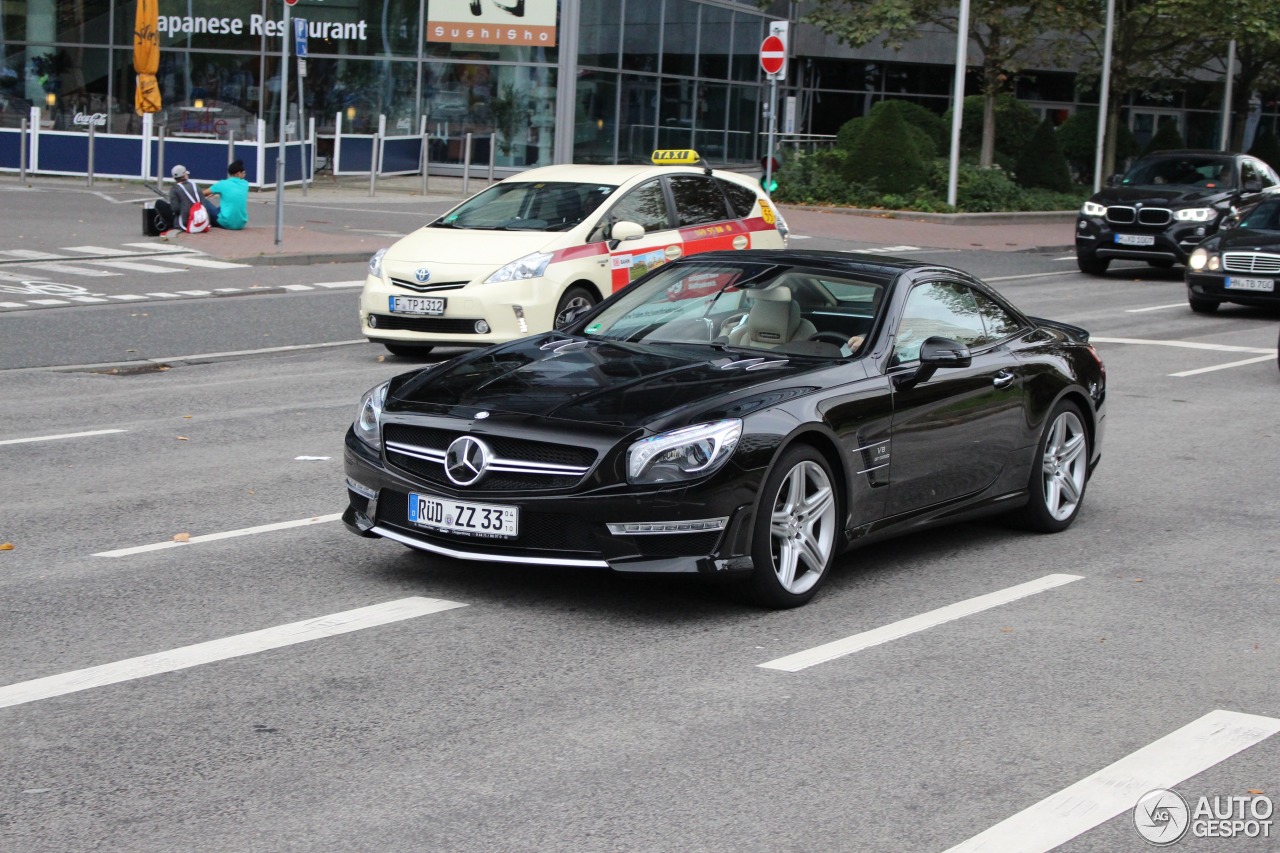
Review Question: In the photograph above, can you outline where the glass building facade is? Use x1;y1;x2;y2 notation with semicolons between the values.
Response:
0;0;780;169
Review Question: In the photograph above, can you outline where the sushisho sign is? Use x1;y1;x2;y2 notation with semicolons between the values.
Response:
427;0;557;46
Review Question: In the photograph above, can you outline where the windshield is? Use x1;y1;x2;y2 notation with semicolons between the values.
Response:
1122;156;1235;189
1237;200;1280;231
431;181;616;232
581;260;886;358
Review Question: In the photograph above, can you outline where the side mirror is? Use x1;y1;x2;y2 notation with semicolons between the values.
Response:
893;336;972;390
1243;178;1263;193
607;220;645;249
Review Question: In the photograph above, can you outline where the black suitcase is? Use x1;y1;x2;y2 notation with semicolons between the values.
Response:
142;202;165;236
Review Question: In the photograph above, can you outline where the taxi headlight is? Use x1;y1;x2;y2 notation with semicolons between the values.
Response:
1081;201;1107;217
354;382;389;448
368;247;389;279
627;420;741;485
1175;207;1215;222
1208;255;1220;270
1188;248;1210;270
485;251;554;284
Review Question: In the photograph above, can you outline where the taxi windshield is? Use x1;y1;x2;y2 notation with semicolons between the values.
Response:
432;181;616;232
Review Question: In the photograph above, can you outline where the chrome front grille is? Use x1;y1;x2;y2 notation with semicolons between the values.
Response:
1105;206;1172;226
389;278;469;293
1138;207;1172;226
383;424;598;491
1222;252;1280;274
1106;206;1135;224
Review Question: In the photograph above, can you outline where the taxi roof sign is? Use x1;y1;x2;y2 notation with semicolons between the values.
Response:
651;149;700;165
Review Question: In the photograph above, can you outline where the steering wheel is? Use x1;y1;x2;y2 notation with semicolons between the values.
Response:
809;331;853;347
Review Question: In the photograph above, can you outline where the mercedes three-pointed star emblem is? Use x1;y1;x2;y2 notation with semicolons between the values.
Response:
444;436;491;486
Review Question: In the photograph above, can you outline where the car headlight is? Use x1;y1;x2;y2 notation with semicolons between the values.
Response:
368;247;389;279
354;382;389;448
485;251;554;284
1175;207;1215;222
1081;201;1107;217
627;419;742;485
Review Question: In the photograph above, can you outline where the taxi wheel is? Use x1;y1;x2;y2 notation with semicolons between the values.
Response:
384;343;435;357
554;286;597;329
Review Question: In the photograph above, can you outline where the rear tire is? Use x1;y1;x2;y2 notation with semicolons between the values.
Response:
1011;401;1090;533
1188;295;1220;314
384;343;435;357
554;286;598;329
744;445;839;608
1076;251;1110;275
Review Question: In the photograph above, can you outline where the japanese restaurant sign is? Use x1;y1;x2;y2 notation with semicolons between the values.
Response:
427;0;557;46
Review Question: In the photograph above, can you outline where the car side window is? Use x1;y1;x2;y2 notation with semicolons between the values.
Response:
891;281;987;365
973;290;1024;342
669;176;732;227
717;179;759;219
606;180;672;233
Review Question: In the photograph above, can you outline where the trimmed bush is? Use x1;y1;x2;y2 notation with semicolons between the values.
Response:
844;103;927;194
836;100;947;161
1143;118;1185;154
1057;109;1141;180
947;94;1040;164
1015;117;1073;192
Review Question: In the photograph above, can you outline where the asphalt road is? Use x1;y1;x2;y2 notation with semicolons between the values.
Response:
1;189;1278;853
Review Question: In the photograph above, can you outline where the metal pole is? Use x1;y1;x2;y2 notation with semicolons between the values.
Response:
420;114;429;195
766;77;777;191
87;120;96;187
298;55;308;196
275;2;291;246
462;131;472;195
369;132;378;197
156;124;166;192
1093;0;1115;192
946;0;971;208
19;118;28;181
488;132;496;184
1220;39;1236;151
227;129;235;166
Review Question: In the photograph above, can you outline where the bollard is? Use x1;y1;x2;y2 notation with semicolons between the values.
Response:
462;132;473;196
368;137;378;197
87;120;96;187
488;133;496;184
19;118;28;182
421;132;430;195
227;130;236;166
156;125;166;192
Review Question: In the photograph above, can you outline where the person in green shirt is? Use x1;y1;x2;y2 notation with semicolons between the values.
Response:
203;160;250;230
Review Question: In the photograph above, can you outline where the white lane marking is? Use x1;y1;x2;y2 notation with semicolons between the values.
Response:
121;242;192;253
0;597;467;710
145;256;251;270
0;428;126;446
62;295;109;303
94;513;344;557
5;263;119;277
788;234;812;240
1171;354;1277;377
1091;336;1274;354
214;287;243;293
61;245;135;256
87;260;181;274
0;250;69;260
985;271;1079;283
144;292;181;298
107;294;149;301
759;574;1083;672
282;284;315;291
1053;256;1076;261
315;280;365;288
1125;302;1188;313
10;339;368;375
175;290;213;296
27;299;69;305
0;301;26;308
941;709;1280;853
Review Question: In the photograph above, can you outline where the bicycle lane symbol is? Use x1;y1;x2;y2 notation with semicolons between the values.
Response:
0;280;107;299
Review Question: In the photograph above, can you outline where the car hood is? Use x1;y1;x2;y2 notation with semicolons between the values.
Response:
386;335;838;428
1215;227;1280;252
1088;186;1231;207
387;227;564;265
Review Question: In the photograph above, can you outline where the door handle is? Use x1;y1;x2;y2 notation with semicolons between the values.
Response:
993;370;1016;388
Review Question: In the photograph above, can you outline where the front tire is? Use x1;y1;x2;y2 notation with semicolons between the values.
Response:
745;445;839;608
1012;401;1090;533
554;286;597;329
1188;295;1220;314
1076;251;1110;275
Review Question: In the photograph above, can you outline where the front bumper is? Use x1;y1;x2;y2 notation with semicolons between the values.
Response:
1186;272;1280;307
342;428;762;576
1076;216;1216;264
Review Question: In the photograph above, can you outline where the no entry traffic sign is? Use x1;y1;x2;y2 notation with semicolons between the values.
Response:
760;35;785;76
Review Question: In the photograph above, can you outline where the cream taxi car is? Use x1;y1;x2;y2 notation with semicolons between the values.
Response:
361;151;789;355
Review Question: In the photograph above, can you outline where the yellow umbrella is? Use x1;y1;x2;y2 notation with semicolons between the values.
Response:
134;0;161;114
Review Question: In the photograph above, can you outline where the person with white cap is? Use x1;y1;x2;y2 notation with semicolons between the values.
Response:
154;165;219;234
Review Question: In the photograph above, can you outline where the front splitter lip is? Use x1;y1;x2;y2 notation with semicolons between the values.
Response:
372;522;611;568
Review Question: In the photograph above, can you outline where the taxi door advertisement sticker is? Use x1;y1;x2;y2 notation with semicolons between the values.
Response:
610;247;671;290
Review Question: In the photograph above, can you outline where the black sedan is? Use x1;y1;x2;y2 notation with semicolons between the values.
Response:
343;251;1106;608
1186;195;1280;313
1075;150;1279;275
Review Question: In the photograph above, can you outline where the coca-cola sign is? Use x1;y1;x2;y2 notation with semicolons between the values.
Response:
73;112;108;127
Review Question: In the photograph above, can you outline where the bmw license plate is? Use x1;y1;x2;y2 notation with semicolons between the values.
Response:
1225;277;1275;292
390;295;446;315
408;492;518;538
1115;234;1156;246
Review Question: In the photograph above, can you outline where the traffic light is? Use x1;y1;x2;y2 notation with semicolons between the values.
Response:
760;155;781;193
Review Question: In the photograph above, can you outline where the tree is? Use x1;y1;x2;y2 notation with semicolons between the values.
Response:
1016;117;1073;191
949;93;1039;167
1142;117;1186;154
844;103;927;194
1057;108;1140;180
795;0;1077;167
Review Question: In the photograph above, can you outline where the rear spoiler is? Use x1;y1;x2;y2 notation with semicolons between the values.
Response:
1029;316;1090;343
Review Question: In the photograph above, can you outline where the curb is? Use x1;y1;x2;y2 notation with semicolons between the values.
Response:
788;205;1079;227
237;252;375;267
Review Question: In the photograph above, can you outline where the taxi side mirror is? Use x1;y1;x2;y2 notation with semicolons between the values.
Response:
608;220;645;249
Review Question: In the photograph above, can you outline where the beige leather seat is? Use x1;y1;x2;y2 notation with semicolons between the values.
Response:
726;286;816;349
